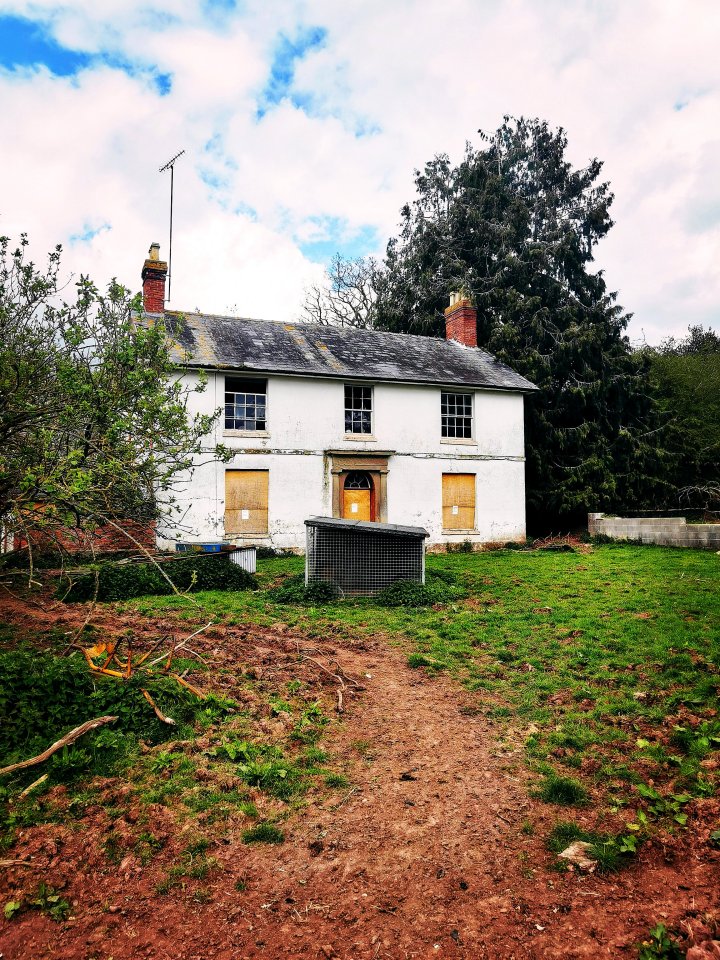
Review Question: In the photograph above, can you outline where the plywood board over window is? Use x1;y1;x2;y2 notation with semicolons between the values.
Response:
442;473;476;531
225;470;269;535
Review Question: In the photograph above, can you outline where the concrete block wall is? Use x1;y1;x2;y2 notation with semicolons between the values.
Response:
588;514;720;550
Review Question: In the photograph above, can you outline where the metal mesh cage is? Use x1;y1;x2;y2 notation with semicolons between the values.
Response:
305;518;428;596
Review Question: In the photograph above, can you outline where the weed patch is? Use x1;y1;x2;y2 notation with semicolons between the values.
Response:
637;923;685;959
537;774;589;805
266;575;339;604
546;821;637;873
4;882;71;922
242;822;284;844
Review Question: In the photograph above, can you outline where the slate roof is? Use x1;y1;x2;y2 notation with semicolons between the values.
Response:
165;311;537;393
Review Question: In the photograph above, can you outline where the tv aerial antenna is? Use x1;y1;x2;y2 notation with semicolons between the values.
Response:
159;149;185;302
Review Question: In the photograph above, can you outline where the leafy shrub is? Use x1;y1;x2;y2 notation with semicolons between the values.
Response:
60;555;258;602
266;575;339;604
377;577;463;608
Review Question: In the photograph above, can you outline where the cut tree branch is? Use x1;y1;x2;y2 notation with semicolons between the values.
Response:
0;715;118;777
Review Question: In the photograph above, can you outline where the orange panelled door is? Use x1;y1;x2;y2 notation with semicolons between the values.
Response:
342;471;373;521
225;470;269;534
442;473;476;530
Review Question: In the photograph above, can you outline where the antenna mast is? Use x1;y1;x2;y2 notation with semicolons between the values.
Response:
159;149;185;303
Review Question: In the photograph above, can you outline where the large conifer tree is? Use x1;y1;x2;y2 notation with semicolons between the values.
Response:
364;118;667;522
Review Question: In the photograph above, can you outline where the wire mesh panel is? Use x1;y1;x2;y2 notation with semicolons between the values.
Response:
305;518;428;596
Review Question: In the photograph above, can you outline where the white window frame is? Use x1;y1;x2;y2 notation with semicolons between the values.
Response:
344;383;374;436
440;390;474;441
224;376;268;436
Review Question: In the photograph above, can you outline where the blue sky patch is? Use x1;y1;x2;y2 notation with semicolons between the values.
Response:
0;14;91;76
297;219;381;264
256;25;327;119
0;13;172;95
69;222;111;245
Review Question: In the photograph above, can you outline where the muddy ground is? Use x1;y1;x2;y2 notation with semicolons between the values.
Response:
0;593;718;959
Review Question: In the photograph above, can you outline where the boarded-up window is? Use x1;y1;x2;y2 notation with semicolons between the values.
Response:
225;470;269;535
442;474;476;531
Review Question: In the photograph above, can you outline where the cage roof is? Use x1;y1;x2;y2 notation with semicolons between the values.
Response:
165;312;537;393
304;517;429;538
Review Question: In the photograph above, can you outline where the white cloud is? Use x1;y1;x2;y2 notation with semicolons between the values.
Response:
0;0;717;339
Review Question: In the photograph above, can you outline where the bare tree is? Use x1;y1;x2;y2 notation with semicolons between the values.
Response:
300;254;379;328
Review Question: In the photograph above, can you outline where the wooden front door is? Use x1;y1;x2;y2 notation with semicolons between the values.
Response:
342;471;373;521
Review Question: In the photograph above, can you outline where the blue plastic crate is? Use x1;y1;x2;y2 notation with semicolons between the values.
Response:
175;542;229;553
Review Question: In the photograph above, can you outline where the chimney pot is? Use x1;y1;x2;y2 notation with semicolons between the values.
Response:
149;242;160;261
444;290;477;348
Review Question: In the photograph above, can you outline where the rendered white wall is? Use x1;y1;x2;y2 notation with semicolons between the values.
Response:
157;370;528;550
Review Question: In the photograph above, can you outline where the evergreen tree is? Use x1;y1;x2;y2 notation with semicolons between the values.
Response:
306;118;668;523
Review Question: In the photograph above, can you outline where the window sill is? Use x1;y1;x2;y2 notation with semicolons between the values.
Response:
225;533;271;540
440;437;477;446
223;430;270;438
343;434;376;442
442;529;478;535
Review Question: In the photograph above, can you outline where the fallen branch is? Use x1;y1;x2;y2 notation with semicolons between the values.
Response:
141;689;176;726
294;647;348;713
0;859;32;869
0;716;118;777
19;774;48;798
171;673;206;699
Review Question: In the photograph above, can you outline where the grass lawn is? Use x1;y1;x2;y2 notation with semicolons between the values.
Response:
129;544;720;821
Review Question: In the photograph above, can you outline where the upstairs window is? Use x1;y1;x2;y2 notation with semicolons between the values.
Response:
441;391;473;439
345;384;372;434
225;377;267;431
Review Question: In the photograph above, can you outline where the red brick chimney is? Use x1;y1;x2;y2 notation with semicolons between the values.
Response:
141;242;167;313
444;290;477;348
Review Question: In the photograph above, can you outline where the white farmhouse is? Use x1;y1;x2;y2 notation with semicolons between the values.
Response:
141;245;537;552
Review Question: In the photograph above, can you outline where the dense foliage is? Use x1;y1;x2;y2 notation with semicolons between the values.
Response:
0;648;221;769
60;555;258;602
0;234;223;558
305;118;667;523
641;326;720;510
376;574;464;607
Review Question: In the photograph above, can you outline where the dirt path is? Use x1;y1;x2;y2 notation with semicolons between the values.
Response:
1;598;718;958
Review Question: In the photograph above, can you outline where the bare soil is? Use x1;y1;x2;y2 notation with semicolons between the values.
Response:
1;593;718;959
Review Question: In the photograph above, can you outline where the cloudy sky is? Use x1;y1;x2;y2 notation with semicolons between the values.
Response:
1;0;718;344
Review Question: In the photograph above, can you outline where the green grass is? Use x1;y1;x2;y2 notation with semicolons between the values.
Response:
129;545;720;816
537;774;588;805
546;821;629;873
241;822;285;844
